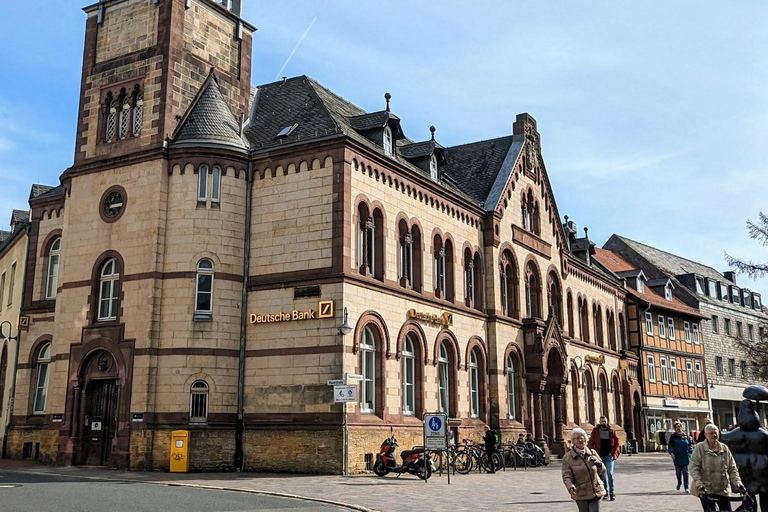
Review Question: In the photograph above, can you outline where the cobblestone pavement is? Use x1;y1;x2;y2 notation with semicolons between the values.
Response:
0;453;713;512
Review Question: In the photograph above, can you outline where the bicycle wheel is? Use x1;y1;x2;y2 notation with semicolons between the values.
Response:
491;452;503;472
454;450;472;474
430;450;443;473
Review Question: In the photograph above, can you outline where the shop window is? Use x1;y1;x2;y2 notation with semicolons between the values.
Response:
195;259;214;319
189;381;209;424
33;342;51;414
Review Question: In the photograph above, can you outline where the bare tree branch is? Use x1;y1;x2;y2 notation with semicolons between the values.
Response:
725;211;768;278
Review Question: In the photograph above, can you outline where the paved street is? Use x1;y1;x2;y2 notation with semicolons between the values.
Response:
0;453;718;512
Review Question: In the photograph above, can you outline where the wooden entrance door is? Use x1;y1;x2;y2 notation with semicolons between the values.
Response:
83;380;117;466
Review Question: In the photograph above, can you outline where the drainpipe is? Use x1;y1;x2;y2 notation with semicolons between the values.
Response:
235;161;254;471
2;222;31;458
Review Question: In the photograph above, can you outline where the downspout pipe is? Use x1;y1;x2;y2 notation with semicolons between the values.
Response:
235;161;254;471
2;222;31;458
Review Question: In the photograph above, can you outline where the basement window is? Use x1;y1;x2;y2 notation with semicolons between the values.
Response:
275;123;298;139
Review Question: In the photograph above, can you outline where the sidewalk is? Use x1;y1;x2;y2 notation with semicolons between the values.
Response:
0;453;705;512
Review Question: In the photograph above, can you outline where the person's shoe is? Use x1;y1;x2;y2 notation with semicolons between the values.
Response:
609;495;616;501
685;488;690;494
676;484;681;491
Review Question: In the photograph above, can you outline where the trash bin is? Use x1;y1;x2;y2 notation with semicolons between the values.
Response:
170;430;190;472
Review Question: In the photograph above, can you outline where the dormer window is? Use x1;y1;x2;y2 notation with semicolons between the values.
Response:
665;283;672;300
429;154;438;181
383;125;393;157
637;276;645;293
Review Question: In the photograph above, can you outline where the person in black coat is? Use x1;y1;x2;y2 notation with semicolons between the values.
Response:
484;425;497;474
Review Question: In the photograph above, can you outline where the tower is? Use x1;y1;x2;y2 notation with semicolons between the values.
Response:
74;0;254;165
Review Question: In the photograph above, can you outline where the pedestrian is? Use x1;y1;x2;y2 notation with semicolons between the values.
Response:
698;417;712;443
484;425;497;474
562;427;606;512
668;421;692;493
588;416;619;501
690;423;746;511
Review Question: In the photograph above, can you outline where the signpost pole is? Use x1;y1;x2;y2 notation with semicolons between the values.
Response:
423;414;427;484
343;400;349;476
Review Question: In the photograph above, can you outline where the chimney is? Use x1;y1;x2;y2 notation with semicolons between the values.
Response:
723;271;737;284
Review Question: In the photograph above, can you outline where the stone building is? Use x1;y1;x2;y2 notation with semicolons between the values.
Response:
604;235;768;431
594;247;710;451
5;0;641;472
0;207;31;457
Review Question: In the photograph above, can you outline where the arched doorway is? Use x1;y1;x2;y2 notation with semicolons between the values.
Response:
542;349;565;445
77;350;119;466
633;391;644;452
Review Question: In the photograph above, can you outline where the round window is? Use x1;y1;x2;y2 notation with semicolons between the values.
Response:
99;185;127;223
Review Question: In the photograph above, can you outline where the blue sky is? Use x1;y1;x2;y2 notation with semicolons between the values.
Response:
1;1;766;293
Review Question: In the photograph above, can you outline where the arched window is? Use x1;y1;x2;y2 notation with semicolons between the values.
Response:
383;125;393;157
608;311;617;351
98;258;120;321
198;165;208;202
522;192;532;232
402;335;416;415
469;349;480;418
500;250;519;318
618;313;627;351
132;90;143;136
33;342;51;414
532;201;541;236
567;292;575;336
598;374;608;419
593;305;604;347
464;249;475;308
547;272;562;325
525;262;540;319
430;154;438;181
438;342;450;415
45;237;61;299
360;327;376;413
434;236;446;299
612;376;622;426
507;354;519;420
105;95;117;143
583;371;595;425
189;380;209;424
398;220;421;291
211;166;221;205
580;298;590;342
195;259;214;317
356;204;384;280
119;93;131;139
570;366;580;425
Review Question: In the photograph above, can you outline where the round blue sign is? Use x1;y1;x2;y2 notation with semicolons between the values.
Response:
428;416;442;432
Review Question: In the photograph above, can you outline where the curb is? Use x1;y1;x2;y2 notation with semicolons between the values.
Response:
1;467;377;512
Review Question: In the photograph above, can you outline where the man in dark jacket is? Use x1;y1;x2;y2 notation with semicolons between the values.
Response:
698;417;712;443
484;425;497;474
588;416;620;501
668;421;692;492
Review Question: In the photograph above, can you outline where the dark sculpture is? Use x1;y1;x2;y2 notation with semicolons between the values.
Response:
722;385;768;511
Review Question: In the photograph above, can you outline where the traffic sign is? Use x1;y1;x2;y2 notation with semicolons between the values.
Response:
423;413;447;449
334;385;357;403
345;373;364;381
327;379;345;386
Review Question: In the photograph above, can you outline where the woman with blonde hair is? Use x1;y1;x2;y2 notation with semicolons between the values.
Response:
562;428;606;511
690;423;746;511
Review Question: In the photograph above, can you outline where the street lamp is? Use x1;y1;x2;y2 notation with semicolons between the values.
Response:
0;321;19;343
572;355;586;376
337;307;353;336
1;320;21;459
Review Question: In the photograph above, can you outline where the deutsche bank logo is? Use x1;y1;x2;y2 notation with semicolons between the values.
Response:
428;417;442;432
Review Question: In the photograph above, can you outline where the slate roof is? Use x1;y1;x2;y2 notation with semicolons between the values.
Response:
399;139;443;159
30;184;54;200
11;210;29;225
612;235;727;284
174;76;246;149
440;136;519;207
0;230;10;244
348;111;397;132
592;247;707;319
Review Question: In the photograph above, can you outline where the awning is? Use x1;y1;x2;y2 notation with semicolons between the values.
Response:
645;406;711;414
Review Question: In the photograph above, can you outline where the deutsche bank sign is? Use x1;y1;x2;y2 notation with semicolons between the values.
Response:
423;413;447;449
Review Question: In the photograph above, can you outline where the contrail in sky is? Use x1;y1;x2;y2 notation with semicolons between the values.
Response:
274;16;318;82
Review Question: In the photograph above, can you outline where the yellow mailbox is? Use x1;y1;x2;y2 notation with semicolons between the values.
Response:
170;430;190;472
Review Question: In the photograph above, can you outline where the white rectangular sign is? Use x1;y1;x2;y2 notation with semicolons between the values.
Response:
424;413;447;449
327;379;345;386
345;373;364;381
334;385;358;403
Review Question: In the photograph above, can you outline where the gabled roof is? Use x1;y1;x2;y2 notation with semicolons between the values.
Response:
399;139;443;159
172;72;246;149
0;230;10;244
647;278;673;287
593;247;635;273
440;136;519;207
30;184;55;200
348;111;401;133
11;210;29;225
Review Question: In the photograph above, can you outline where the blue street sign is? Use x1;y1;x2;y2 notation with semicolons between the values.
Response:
429;416;442;432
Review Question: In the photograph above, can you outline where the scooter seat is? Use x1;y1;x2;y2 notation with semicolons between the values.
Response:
401;448;425;459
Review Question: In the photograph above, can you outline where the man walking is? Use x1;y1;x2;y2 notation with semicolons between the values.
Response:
484;425;498;474
588;416;620;501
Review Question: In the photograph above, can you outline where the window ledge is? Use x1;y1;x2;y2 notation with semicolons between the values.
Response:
211;201;220;209
197;200;207;208
194;313;213;321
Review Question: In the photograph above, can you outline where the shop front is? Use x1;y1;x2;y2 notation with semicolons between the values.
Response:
645;396;710;451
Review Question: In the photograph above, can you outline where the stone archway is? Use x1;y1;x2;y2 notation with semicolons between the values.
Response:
633;391;645;452
523;316;568;456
